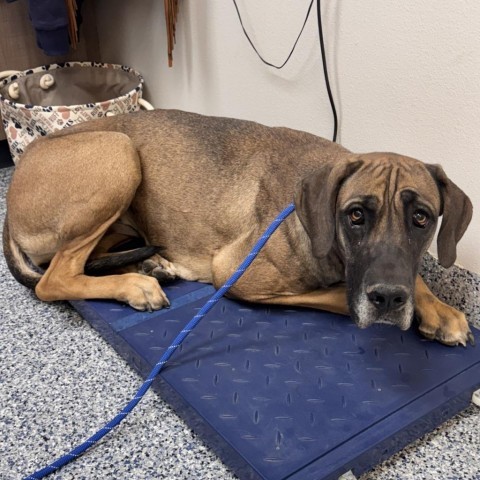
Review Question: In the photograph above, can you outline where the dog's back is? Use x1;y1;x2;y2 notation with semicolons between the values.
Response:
47;109;349;262
67;109;347;229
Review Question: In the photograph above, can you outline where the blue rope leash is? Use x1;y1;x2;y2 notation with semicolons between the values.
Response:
24;202;295;479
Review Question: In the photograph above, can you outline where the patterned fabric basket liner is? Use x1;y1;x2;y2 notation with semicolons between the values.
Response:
0;62;146;164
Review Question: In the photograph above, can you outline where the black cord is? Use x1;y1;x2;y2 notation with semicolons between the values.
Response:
232;0;338;143
232;0;314;69
317;0;338;142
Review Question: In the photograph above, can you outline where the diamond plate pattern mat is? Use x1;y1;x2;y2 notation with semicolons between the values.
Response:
72;280;480;480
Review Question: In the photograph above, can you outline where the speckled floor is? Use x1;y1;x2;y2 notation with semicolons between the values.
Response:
1;166;479;480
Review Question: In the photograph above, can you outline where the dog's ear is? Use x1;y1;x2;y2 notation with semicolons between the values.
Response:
295;160;363;258
426;164;473;268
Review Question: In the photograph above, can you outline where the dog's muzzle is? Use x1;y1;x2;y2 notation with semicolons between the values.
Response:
352;284;414;331
347;244;416;331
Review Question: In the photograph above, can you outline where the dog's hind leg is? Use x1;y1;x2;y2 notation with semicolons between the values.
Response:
139;254;177;282
35;220;169;310
7;131;168;310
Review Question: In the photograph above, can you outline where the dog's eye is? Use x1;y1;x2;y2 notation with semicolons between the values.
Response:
413;210;429;228
349;208;365;225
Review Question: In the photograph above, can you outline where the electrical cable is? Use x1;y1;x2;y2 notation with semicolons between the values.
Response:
316;0;338;142
232;0;338;142
232;0;314;69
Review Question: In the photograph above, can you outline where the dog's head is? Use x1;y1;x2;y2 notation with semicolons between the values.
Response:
295;153;473;330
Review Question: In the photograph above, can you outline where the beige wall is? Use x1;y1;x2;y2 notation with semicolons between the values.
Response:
95;0;480;273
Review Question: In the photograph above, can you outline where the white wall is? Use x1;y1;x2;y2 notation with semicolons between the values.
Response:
96;0;480;273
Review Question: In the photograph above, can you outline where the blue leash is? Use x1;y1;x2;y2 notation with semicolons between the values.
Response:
25;203;295;479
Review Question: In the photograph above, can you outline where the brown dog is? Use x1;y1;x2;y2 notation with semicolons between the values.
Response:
3;109;474;346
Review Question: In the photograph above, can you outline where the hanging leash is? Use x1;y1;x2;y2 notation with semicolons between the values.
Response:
24;203;296;479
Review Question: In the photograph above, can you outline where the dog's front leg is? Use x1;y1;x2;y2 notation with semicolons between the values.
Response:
243;285;349;316
415;275;474;346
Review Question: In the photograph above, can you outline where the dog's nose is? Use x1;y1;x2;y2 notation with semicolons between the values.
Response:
367;285;408;313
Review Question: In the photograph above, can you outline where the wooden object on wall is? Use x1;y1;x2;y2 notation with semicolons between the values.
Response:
164;0;179;67
0;0;100;140
66;0;80;50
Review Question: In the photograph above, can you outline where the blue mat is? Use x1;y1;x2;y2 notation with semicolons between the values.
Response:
72;280;480;480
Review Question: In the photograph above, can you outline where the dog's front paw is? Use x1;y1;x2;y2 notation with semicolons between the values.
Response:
417;301;475;347
121;274;170;311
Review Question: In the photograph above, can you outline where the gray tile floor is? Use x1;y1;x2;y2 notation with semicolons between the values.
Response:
1;166;479;480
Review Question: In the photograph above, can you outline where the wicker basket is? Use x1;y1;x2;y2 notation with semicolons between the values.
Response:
0;61;153;164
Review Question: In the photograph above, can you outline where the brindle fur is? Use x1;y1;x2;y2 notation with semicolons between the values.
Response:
3;109;474;346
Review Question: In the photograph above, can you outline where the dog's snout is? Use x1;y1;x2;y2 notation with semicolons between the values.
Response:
367;285;408;313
